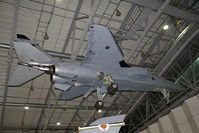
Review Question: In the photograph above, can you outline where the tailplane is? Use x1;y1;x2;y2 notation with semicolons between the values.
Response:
8;65;43;86
13;34;53;62
8;35;53;86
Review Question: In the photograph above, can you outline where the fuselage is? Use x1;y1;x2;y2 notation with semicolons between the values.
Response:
52;62;183;92
54;62;148;88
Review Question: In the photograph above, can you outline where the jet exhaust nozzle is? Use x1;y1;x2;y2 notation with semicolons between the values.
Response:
50;74;69;84
18;61;55;74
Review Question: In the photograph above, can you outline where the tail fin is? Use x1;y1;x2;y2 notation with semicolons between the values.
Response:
8;36;53;86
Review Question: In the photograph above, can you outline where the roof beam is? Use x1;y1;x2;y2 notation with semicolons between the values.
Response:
154;24;199;75
0;43;84;61
124;0;199;23
120;5;136;31
62;0;84;53
1;1;127;26
0;43;153;68
125;0;171;62
1;125;75;130
35;84;53;133
65;99;85;132
0;102;116;110
71;0;102;60
118;7;152;41
0;0;19;132
42;97;59;133
139;31;163;65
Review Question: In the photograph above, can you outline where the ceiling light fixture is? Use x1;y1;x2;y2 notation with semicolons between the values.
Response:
24;106;29;110
56;122;61;126
44;33;49;40
98;109;102;113
163;25;169;30
116;9;121;16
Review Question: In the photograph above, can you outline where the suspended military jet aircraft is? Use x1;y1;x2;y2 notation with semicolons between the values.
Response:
8;25;183;108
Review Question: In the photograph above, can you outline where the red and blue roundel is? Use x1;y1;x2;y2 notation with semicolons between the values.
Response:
105;46;110;49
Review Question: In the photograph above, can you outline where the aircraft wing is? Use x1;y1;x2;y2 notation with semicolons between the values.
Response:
78;114;126;133
58;86;91;100
82;25;124;73
116;73;183;92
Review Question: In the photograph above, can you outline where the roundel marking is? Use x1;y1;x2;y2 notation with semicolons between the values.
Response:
98;124;109;131
105;46;110;49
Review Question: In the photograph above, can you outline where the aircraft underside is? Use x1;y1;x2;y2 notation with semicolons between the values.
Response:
7;25;184;110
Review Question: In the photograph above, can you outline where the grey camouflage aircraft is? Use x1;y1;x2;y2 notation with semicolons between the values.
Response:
8;25;184;109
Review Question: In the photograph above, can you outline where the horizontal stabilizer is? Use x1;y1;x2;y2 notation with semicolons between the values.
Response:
58;86;90;100
8;38;54;86
8;65;43;86
54;83;72;91
13;41;52;62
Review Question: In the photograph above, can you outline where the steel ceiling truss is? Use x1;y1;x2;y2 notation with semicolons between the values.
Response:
126;0;172;62
119;27;199;133
71;0;102;60
35;83;54;133
61;0;83;53
136;18;190;67
0;0;19;132
124;0;199;23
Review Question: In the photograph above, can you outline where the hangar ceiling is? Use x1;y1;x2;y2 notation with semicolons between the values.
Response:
0;0;199;133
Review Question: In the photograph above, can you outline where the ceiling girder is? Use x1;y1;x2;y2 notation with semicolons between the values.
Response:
126;0;172;62
71;0;102;60
124;0;199;23
0;0;19;132
120;5;136;31
1;125;75;130
139;31;163;65
154;24;199;75
0;43;154;68
118;7;152;41
35;84;54;133
65;99;85;133
0;102;117;110
62;0;84;53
